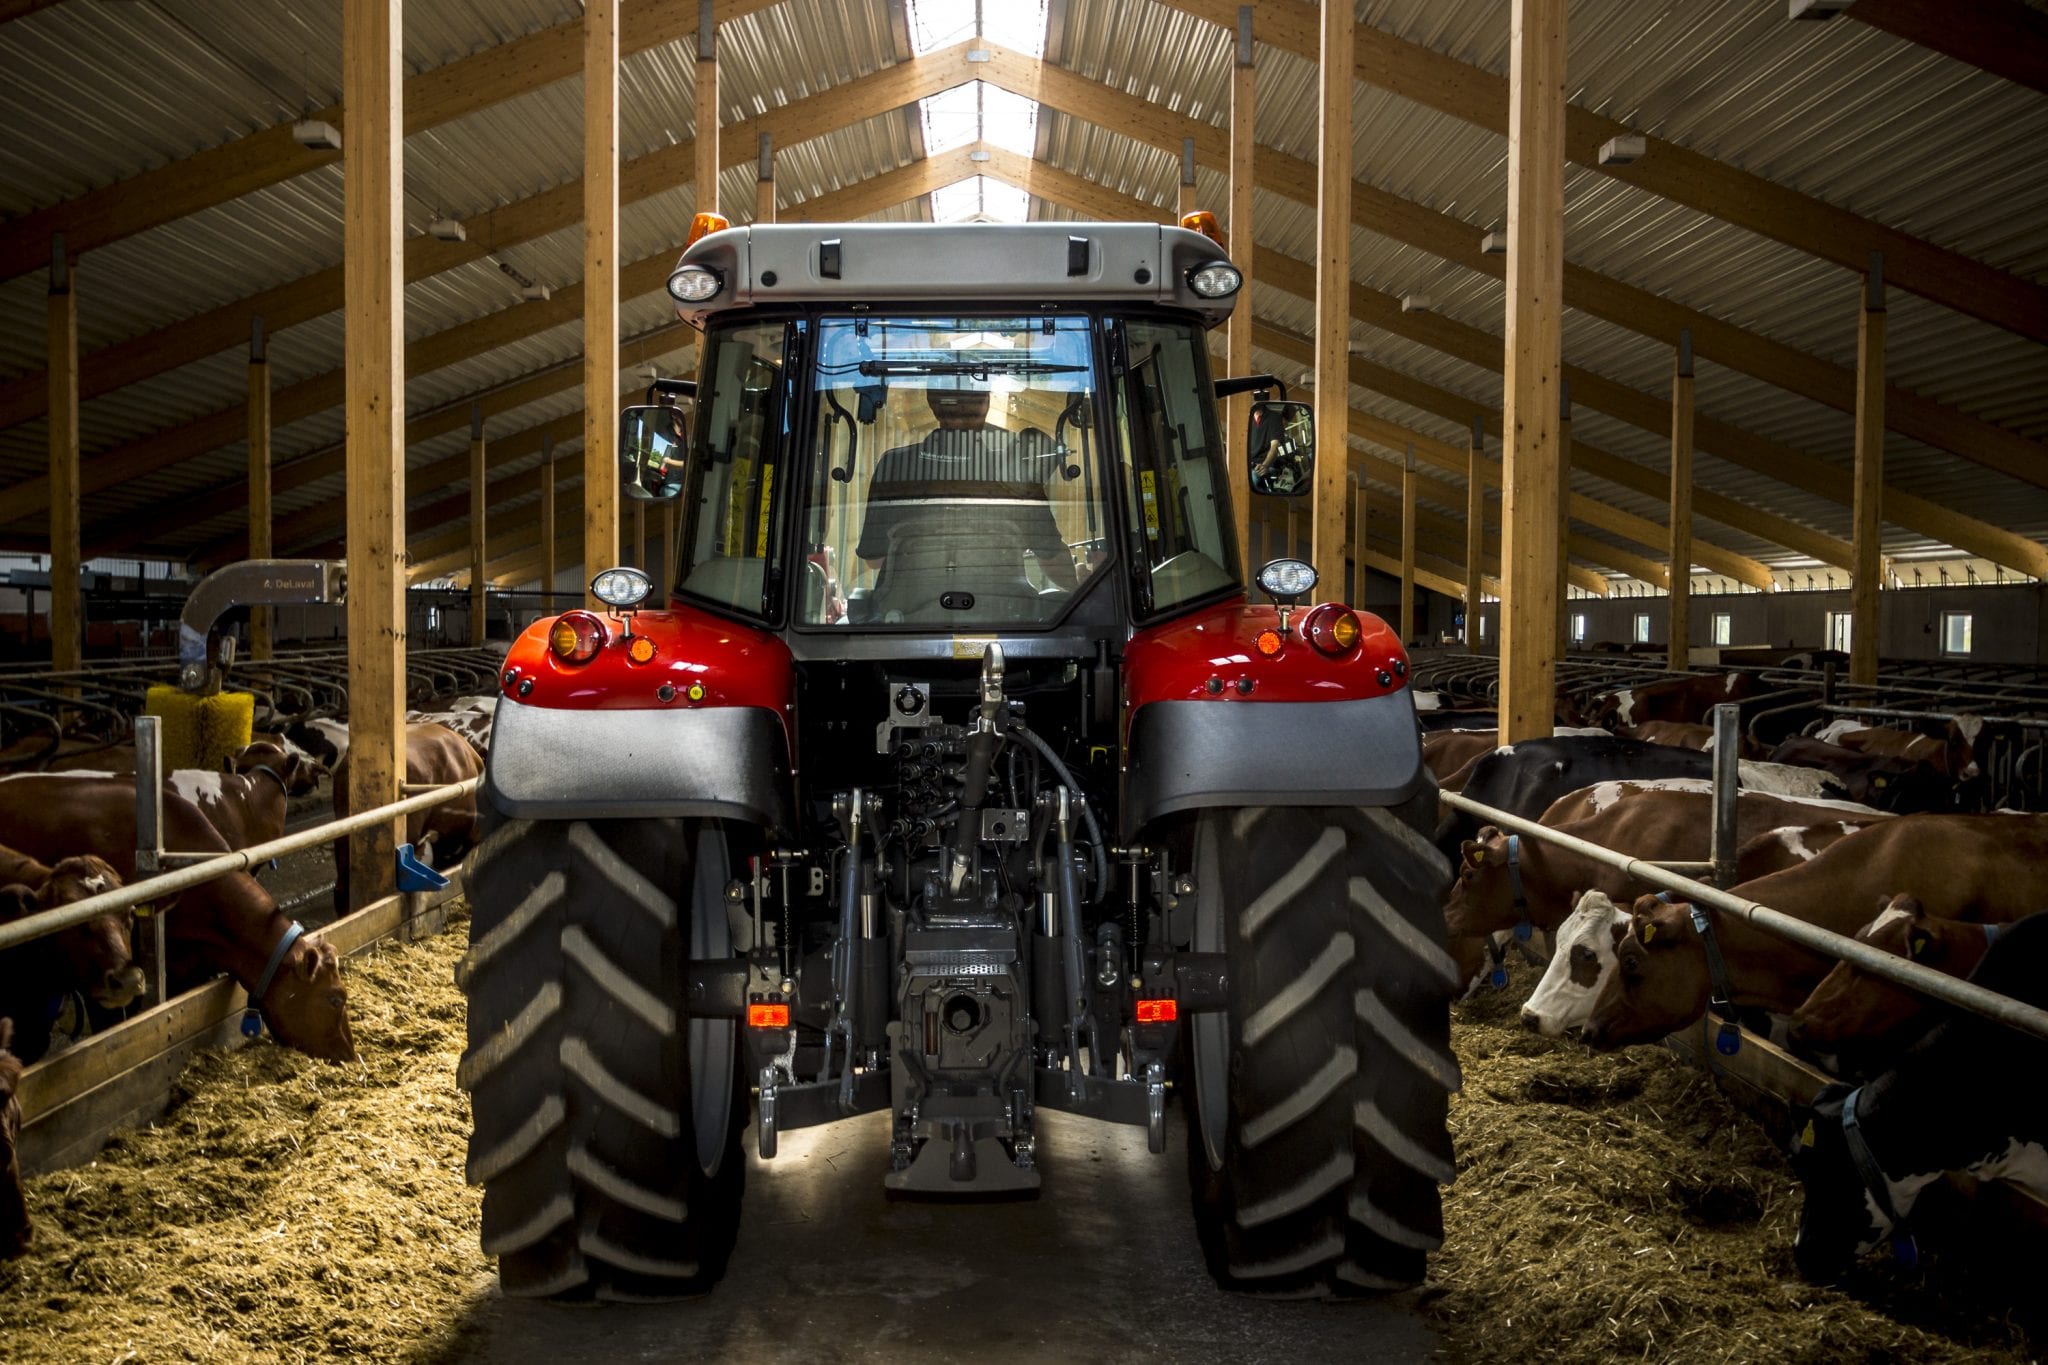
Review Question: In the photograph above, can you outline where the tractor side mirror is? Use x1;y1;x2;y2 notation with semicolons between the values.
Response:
619;403;690;502
1246;399;1314;498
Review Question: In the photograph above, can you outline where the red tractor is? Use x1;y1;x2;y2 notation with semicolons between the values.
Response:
460;215;1458;1302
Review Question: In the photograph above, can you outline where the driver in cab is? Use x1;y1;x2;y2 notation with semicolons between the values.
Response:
857;386;1079;616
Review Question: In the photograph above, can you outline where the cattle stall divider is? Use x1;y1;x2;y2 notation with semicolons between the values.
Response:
0;774;483;1174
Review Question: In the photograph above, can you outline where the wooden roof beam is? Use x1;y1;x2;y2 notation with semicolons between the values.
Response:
0;0;782;283
0;40;983;433
1149;0;2048;342
978;42;2048;491
1847;0;2048;96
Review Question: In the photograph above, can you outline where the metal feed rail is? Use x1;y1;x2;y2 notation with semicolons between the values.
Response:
0;775;481;954
1436;788;2048;1044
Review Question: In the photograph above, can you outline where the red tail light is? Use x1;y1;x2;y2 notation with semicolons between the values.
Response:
1135;998;1179;1024
1303;603;1363;657
549;610;606;664
747;1002;790;1028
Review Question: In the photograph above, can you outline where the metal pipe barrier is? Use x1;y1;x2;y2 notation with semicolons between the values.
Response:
0;776;482;953
1437;789;2048;1044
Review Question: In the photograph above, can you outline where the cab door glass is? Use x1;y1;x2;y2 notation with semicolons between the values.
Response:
675;319;793;618
1112;319;1239;615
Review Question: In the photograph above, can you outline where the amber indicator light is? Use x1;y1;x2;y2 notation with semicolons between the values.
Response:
747;1003;790;1029
1135;999;1179;1024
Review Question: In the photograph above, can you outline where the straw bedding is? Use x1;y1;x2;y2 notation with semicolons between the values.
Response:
1426;965;2036;1362
0;916;2035;1362
0;908;486;1364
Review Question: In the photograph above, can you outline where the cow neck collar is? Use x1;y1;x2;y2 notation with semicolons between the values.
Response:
1504;834;1533;941
252;919;306;1004
1840;1087;1905;1230
1686;904;1743;1054
245;764;287;797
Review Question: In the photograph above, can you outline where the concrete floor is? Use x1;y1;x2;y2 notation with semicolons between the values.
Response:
435;1110;1441;1365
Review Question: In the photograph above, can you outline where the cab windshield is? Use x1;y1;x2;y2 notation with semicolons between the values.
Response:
800;315;1109;628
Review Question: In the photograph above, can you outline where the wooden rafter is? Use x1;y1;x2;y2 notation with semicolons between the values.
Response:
0;40;985;435
0;0;781;283
1848;0;2048;96
1150;0;2048;342
975;40;2048;493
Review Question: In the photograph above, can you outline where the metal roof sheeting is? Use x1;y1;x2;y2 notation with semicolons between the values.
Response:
0;0;2038;580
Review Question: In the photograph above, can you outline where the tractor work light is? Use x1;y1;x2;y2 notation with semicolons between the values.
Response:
667;264;723;303
1256;558;1318;602
1187;261;1242;298
590;566;653;609
685;211;731;247
549;610;606;664
1303;603;1363;656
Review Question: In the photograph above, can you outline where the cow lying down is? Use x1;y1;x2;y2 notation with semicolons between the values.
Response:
1789;911;2048;1282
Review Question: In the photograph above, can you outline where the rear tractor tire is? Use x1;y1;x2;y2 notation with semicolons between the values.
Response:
457;807;746;1301
1186;795;1461;1296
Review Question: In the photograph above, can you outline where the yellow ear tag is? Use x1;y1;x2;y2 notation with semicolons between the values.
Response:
1874;777;1888;788
1910;937;1926;957
1471;849;1485;865
1799;1119;1816;1149
1640;921;1656;944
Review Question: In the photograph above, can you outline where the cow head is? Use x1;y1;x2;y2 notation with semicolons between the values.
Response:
1789;895;1977;1064
1581;896;1711;1050
37;855;144;1010
1788;1084;1890;1281
229;739;321;798
1521;890;1628;1037
260;935;356;1063
1443;826;1521;938
0;1016;27;1259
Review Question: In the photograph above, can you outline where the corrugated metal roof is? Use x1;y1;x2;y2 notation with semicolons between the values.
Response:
0;0;2040;584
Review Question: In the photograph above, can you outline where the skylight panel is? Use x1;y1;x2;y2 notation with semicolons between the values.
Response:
930;176;1030;224
919;83;980;154
908;0;1048;57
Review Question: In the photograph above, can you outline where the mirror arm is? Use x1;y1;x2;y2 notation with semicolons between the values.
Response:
646;376;698;404
1214;372;1286;401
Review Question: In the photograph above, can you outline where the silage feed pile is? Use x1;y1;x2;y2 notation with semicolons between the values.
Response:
1429;969;2035;1363
0;910;488;1364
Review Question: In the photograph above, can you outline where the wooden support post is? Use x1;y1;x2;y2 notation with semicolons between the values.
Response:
1669;329;1695;671
696;0;720;217
584;0;621;601
1499;0;1566;742
1225;5;1256;573
47;235;79;679
1852;255;1885;686
468;404;487;646
1465;417;1484;652
248;317;273;661
1555;377;1571;656
540;435;558;595
1399;444;1416;644
343;0;406;913
633;499;646;571
1178;136;1198;219
663;500;679;587
1310;0;1352;594
754;132;775;224
1350;471;1366;605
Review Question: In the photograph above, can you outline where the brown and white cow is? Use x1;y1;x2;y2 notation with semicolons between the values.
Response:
1764;736;1954;813
1581;813;2048;1050
1787;893;2025;1065
0;847;143;1063
167;740;318;851
330;721;485;915
1443;780;1888;945
0;779;355;1062
1582;671;1761;730
1626;720;1767;759
0;1017;27;1258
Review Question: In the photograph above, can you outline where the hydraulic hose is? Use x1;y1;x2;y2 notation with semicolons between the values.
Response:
1007;721;1110;902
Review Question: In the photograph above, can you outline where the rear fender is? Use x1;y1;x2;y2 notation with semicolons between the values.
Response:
1120;598;1424;837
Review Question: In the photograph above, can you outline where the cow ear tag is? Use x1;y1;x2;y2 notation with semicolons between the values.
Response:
1640;921;1656;944
241;1008;263;1039
1909;936;1926;958
1470;849;1485;865
1797;1119;1816;1151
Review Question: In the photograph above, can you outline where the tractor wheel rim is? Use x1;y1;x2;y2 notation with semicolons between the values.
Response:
1191;812;1229;1173
688;822;736;1177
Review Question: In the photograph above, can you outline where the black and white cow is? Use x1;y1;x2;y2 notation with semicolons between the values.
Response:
1788;910;2048;1281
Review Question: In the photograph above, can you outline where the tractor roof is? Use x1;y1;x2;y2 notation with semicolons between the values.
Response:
667;221;1240;330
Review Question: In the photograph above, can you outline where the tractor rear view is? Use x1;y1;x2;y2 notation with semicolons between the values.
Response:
457;212;1459;1302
